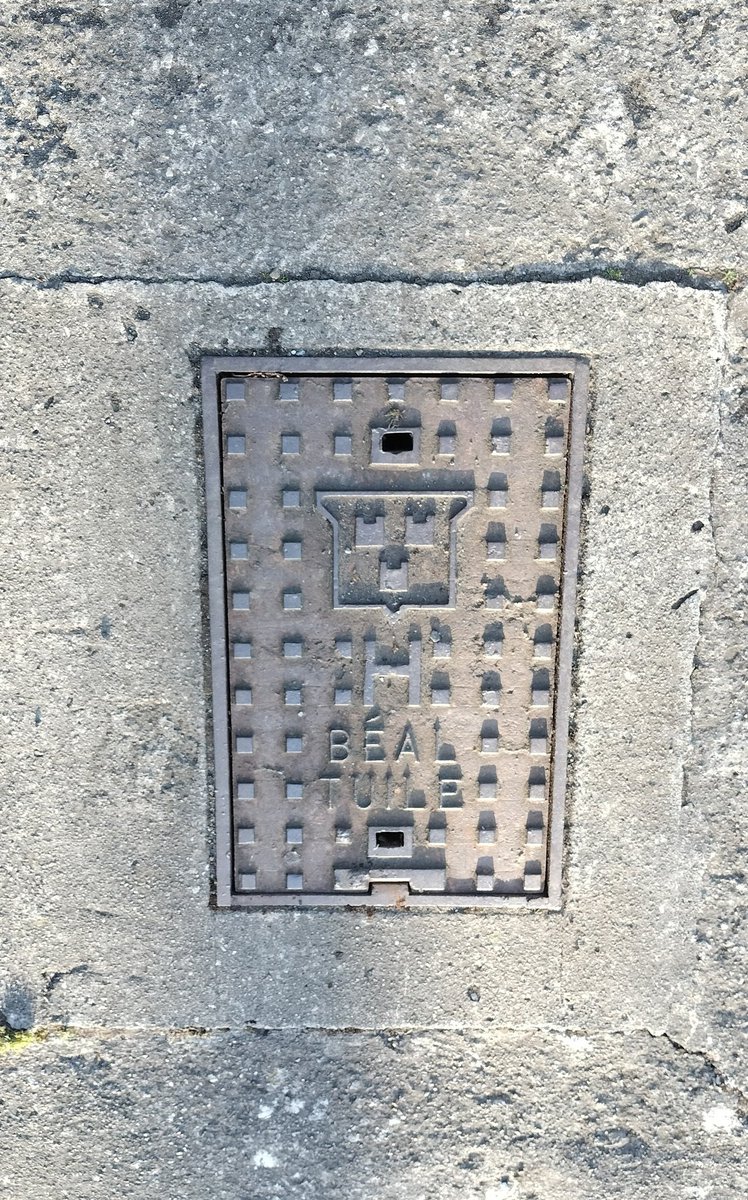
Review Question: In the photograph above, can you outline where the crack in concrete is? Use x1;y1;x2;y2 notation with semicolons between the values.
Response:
4;1009;747;1103
0;259;742;293
2;1018;746;1087
6;1021;748;1094
41;963;89;999
671;587;700;612
651;1031;748;1111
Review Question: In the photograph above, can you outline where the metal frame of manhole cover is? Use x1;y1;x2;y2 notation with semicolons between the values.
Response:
201;355;588;910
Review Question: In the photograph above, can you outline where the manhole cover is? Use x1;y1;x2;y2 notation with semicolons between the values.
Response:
202;356;588;908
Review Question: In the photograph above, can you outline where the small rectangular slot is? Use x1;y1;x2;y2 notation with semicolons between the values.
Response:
375;830;405;849
380;431;414;455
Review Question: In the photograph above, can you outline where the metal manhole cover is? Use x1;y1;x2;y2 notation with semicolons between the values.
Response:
201;356;587;908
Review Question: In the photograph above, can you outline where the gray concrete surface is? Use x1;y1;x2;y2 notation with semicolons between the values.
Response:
670;288;748;1091
1;1;747;1197
1;1030;746;1200
1;1;746;284
0;278;720;1028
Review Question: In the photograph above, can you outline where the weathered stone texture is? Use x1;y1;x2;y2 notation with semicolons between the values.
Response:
670;290;748;1088
1;1030;746;1200
1;2;746;1195
0;1;745;282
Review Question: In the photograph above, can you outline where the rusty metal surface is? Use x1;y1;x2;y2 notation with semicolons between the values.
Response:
202;356;588;908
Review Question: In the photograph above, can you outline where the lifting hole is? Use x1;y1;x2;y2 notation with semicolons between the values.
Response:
381;431;414;455
375;830;405;848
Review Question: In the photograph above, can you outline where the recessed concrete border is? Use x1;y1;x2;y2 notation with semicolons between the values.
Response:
0;277;721;1036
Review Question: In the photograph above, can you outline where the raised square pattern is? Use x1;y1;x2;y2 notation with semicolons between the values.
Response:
203;356;587;908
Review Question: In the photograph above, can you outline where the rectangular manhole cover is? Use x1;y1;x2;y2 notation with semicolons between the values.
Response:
202;356;587;908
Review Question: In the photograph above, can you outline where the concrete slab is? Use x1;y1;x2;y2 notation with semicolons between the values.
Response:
0;1030;744;1200
1;2;746;284
1;6;745;1193
0;278;723;1051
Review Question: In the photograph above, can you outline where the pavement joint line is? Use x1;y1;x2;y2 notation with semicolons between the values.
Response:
0;263;741;294
4;1023;746;1105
